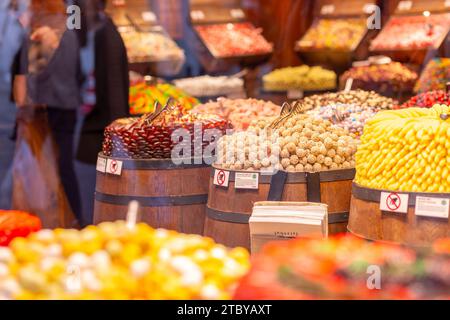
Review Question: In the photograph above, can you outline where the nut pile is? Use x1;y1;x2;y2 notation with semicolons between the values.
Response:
216;115;358;172
355;104;450;193
263;65;336;91
0;222;250;300
103;104;231;159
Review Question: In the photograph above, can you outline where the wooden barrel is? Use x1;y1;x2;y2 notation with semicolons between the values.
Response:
204;165;355;250
94;154;211;235
349;183;450;246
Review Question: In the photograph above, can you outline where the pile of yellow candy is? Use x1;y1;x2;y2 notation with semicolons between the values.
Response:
355;104;450;193
0;222;250;300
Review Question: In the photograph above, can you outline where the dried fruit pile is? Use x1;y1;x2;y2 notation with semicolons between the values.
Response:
340;62;418;93
216;114;358;172
0;221;250;300
120;30;185;63
195;23;273;58
355;104;450;192
103;104;231;159
234;236;450;300
129;83;199;115
174;75;244;97
371;14;450;50
0;211;41;247
415;58;450;93
397;90;450;109
191;98;280;131
263;65;336;91
297;19;366;50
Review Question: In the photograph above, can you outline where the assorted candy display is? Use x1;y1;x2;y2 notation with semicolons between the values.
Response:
355;104;450;193
195;23;273;58
297;90;396;112
173;75;244;97
103;104;231;159
290;90;396;136
129;82;200;115
191;98;281;131
398;90;450;109
297;19;367;50
0;211;42;247
415;58;450;93
216;114;358;172
0;221;250;300
370;14;450;51
340;62;418;93
119;29;185;63
263;65;337;91
234;236;450;300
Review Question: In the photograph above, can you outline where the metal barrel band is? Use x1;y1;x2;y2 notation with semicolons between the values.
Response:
206;207;250;224
99;154;213;170
352;183;450;207
329;212;350;224
211;166;355;184
95;192;208;207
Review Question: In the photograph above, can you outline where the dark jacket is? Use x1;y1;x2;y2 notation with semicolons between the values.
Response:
76;17;129;164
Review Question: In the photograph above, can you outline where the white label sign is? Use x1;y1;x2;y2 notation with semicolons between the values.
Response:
230;8;245;19
380;192;409;214
190;10;205;21
321;4;335;15
142;11;157;23
287;89;304;100
415;196;450;219
106;159;123;176
235;172;259;190
397;1;413;11
96;157;107;173
214;169;230;188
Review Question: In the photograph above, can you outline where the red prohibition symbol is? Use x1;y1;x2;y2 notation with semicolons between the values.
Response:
110;160;118;174
217;170;226;186
386;193;401;211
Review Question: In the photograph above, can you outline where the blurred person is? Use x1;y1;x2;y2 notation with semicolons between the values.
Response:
26;2;82;223
0;0;29;209
74;0;129;226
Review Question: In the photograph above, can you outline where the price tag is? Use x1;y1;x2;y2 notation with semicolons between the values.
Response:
446;0;450;8
380;192;409;214
230;8;245;19
112;0;126;6
106;159;123;176
214;169;230;188
142;11;156;23
415;197;449;219
235;172;259;190
397;1;413;11
320;4;335;15
190;10;205;21
96;157;107;173
287;89;304;100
